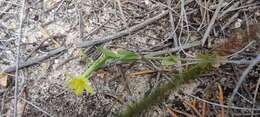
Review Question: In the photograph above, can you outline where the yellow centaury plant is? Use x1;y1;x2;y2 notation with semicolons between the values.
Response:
65;48;178;95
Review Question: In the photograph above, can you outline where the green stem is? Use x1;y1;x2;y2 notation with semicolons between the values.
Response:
82;55;108;79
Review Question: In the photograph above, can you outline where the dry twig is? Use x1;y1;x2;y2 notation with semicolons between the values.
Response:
201;0;224;46
77;10;169;48
4;47;67;73
228;55;260;108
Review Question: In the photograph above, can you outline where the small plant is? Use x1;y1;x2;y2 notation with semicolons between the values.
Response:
66;48;178;95
66;48;139;95
65;50;109;95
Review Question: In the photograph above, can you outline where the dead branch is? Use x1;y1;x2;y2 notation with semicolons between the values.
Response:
77;10;169;48
3;47;67;73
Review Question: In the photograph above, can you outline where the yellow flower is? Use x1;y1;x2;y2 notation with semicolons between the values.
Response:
66;73;93;95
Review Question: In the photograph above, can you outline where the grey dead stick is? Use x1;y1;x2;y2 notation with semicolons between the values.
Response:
201;0;224;46
142;41;201;56
228;54;260;113
77;10;169;48
3;46;67;73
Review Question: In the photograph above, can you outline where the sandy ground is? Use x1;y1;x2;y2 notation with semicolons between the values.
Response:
0;0;260;116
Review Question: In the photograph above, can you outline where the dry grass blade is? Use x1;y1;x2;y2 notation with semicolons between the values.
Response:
14;0;26;116
142;42;200;56
202;101;208;117
19;97;53;117
183;100;202;117
228;55;260;108
188;93;260;110
127;69;173;78
165;104;193;117
165;106;178;117
217;83;225;117
251;77;260;116
127;70;155;77
201;0;224;46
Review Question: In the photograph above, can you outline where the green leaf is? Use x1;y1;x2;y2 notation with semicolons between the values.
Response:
65;74;94;95
116;49;139;62
161;55;177;65
97;47;117;59
82;55;107;78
